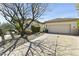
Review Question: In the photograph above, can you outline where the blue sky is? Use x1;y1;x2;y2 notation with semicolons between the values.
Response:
39;3;79;22
0;3;79;23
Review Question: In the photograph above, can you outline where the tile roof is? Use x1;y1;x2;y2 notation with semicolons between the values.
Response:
45;18;79;23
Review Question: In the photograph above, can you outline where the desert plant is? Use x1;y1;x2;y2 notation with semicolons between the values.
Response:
31;25;40;33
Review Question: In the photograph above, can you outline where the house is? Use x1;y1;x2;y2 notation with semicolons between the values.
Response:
24;19;45;32
45;18;79;35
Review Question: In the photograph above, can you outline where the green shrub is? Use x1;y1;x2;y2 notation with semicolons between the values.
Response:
0;29;4;36
0;23;15;30
43;29;48;33
31;26;40;33
78;29;79;35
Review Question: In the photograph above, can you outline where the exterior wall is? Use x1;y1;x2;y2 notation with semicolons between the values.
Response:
31;22;45;32
26;21;44;32
45;21;78;35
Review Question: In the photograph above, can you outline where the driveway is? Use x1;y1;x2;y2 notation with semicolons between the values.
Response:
6;33;79;56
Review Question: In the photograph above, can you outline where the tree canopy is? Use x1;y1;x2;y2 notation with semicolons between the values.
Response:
0;3;47;36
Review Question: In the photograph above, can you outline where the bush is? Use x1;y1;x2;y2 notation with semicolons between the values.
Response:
0;29;4;36
0;29;2;36
43;29;48;33
31;25;40;33
78;29;79;35
0;23;15;30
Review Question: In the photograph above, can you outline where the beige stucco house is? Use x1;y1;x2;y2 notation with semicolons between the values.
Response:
45;18;79;35
24;19;45;32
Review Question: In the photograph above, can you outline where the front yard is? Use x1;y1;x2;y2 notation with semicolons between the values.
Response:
5;33;79;56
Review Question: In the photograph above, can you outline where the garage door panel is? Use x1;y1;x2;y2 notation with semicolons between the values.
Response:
47;24;71;34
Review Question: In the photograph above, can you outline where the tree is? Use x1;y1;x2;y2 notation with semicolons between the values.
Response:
0;3;47;56
0;23;15;30
75;4;79;34
0;3;47;37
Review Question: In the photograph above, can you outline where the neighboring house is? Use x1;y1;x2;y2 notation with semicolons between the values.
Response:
24;19;45;32
45;18;79;35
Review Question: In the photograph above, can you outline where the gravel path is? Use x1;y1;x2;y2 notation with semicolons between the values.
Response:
1;33;79;56
0;33;44;55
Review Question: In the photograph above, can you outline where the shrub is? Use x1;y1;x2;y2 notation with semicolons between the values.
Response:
0;29;4;36
0;23;15;30
43;29;48;33
31;25;40;33
78;29;79;35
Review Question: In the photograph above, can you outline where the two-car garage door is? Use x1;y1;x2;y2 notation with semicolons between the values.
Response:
47;24;71;34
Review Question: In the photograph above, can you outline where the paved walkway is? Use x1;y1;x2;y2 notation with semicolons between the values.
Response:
7;33;79;56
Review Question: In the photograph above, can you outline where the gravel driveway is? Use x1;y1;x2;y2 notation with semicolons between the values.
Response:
4;33;79;56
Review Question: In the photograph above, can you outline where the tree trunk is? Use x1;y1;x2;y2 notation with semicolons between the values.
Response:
20;30;25;37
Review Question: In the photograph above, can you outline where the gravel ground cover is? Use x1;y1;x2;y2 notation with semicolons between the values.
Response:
6;33;79;56
0;33;44;56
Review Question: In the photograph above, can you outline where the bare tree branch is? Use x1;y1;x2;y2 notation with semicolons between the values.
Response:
0;3;47;56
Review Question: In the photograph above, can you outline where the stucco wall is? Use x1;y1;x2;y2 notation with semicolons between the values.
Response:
45;21;78;35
